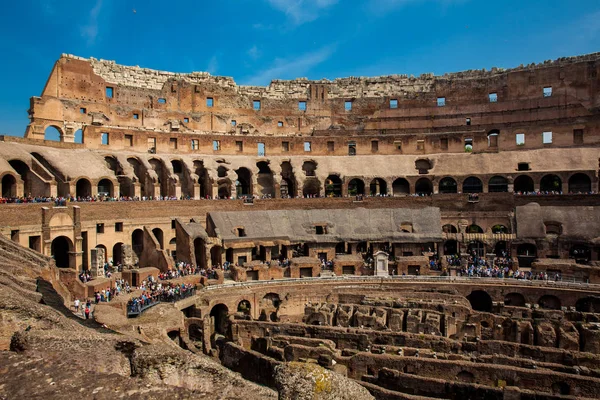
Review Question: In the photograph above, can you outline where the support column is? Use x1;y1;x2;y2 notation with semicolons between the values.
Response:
192;183;200;200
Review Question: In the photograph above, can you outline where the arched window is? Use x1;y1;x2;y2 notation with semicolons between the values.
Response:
540;174;562;193
439;177;457;194
392;178;410;196
415;178;432;195
462;177;483;193
348;179;365;196
514;175;534;193
488;176;508;192
325;175;342;197
568;173;591;193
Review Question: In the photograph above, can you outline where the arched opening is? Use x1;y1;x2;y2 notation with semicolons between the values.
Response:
494;241;508;257
303;178;321;197
152;228;164;249
442;224;458;233
281;161;296;198
325;175;342;197
462;176;483;193
8;160;35;197
97;179;113;197
444;240;458;255
193;237;206;268
491;224;509;234
570;245;591;263
487;129;499;147
235;167;252;197
504;293;526;307
51;236;72;268
189;324;203;342
95;244;108;263
168;237;177;257
112;242;123;265
568;173;592;193
217;166;228;178
467;290;493;312
575;296;600;313
218;180;231;199
74;129;83;144
256;161;275;197
127;157;148;197
132;229;144;258
539;295;561;310
194;160;210;198
488;176;508;192
237;300;251;316
551;382;570;396
210;246;222;267
456;371;475;383
335;242;346;254
540;174;562;192
514;175;534;193
415;178;432;195
369;178;387;196
44;125;62;141
226;248;234;263
1;174;17;198
415;159;432;174
75;178;92;198
302;161;317;177
517;243;537;268
467;240;486;257
439;177;457;194
348;178;365;196
171;159;183;174
149;158;168;197
210;304;229;335
392;178;410;196
466;225;483;234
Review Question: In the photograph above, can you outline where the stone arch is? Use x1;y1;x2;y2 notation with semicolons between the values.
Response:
491;224;509;234
256;161;275;197
570;244;591;262
112;242;123;265
415;178;432;195
369;178;387;196
494;241;508;256
235;167;252;197
467;240;486;257
514;175;534;193
280;161;296;198
237;300;251;316
193;160;210;198
132;229;144;258
210;303;229;335
439;177;457;194
540;174;562;192
74;129;83;144
575;296;600;313
302;160;317;177
44;125;63;141
149;158;169;197
392;178;410;196
97;178;114;197
466;224;483;234
194;237;206;268
488;176;508;192
456;370;475;383
462;176;483;193
504;292;526;307
51;236;73;268
325;175;342;197
551;382;570;396
95;244;108;263
517;243;537;268
442;224;458;233
348;178;365;196
1;174;17;198
75;178;92;198
188;324;203;342
568;173;592;193
152;228;164;249
127;157;149;197
467;290;493;312
8;159;38;197
303;178;321;197
539;295;561;310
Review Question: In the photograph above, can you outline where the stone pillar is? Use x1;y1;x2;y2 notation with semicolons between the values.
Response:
192;183;200;200
152;182;160;199
91;183;98;197
113;181;120;198
90;247;105;277
265;247;272;262
132;182;141;199
49;181;58;197
342;181;349;197
121;244;135;269
211;183;218;199
62;124;75;143
174;183;182;199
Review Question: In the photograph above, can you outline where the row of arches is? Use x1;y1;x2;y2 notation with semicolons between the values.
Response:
468;290;567;312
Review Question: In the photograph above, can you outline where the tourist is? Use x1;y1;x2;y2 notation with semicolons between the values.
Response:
74;298;80;312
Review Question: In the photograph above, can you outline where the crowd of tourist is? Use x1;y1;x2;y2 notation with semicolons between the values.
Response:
127;276;196;314
157;261;223;280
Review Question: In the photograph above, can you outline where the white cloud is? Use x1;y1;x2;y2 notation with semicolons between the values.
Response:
243;44;336;85
265;0;338;25
247;45;261;60
80;0;103;45
368;0;467;14
206;55;219;74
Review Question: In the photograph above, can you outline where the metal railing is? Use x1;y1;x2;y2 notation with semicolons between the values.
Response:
127;287;197;318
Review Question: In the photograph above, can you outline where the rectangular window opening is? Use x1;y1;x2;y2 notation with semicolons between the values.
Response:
148;137;156;153
440;137;448;150
543;87;553;97
416;140;425;151
327;141;335;152
206;97;214;107
158;98;166;104
236;141;243;152
298;101;307;111
258;142;265;157
277;121;283;127
348;141;356;156
183;117;189;123
96;223;104;234
371;140;379;152
133;113;139;120
394;140;402;152
101;132;109;146
115;222;123;232
390;99;398;109
171;220;177;229
464;138;473;152
437;97;446;107
516;133;525;146
573;129;584;144
518;162;530;171
125;134;133;147
489;93;498;103
231;120;237;126
345;101;352;111
213;140;221;151
106;87;114;99
542;131;553;144
315;225;327;235
253;100;261;110
304;141;311;152
80;107;86;114
191;139;199;150
282;141;289;152
169;138;178;149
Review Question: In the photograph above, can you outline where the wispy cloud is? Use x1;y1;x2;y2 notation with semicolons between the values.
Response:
80;0;103;45
206;55;219;74
367;0;467;15
265;0;338;25
243;44;336;85
247;45;261;60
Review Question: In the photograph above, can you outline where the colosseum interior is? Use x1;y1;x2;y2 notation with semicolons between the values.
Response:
1;52;600;399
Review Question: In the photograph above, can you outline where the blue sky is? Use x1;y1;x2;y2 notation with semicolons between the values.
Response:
0;0;598;137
